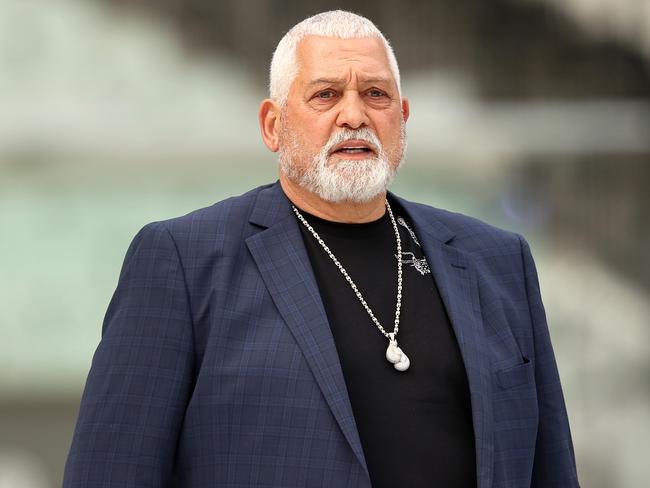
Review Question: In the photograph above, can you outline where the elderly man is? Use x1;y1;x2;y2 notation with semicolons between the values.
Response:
64;10;579;488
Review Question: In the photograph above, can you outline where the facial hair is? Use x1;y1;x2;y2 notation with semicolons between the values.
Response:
279;123;406;203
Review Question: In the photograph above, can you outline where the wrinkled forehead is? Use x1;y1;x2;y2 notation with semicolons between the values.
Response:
294;35;396;85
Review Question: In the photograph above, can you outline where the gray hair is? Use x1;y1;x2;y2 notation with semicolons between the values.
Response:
269;10;401;105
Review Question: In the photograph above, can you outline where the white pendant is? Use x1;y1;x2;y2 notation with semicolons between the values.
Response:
385;339;410;372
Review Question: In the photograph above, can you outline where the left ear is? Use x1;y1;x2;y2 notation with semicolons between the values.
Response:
400;97;410;123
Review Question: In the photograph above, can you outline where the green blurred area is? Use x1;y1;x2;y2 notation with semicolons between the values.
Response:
0;157;509;396
0;155;513;396
1;161;271;394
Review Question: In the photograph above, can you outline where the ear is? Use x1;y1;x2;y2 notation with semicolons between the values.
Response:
259;99;281;152
400;97;410;123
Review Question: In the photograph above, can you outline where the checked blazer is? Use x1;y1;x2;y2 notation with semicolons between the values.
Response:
64;181;579;487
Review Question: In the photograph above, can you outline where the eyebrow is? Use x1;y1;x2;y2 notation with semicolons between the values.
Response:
307;77;393;86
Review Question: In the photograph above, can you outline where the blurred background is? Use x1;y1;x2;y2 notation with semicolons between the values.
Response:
1;0;649;486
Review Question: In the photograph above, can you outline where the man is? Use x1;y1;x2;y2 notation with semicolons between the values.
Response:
64;10;579;488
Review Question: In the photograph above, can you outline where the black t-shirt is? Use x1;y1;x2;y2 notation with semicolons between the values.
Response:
296;198;477;488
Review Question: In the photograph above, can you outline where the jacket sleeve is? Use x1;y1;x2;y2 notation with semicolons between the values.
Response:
63;222;195;487
518;235;580;487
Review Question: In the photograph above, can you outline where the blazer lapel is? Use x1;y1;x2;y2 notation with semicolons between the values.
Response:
394;195;495;488
245;183;369;478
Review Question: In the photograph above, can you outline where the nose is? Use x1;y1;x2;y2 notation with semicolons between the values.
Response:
335;91;369;130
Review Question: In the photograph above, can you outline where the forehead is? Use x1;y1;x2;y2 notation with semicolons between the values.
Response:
294;35;394;84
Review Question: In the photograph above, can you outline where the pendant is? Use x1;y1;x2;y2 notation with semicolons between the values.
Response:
385;335;410;372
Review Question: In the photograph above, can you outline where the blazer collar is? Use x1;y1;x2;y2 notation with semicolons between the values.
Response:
248;181;293;229
245;181;370;479
389;191;456;244
392;192;495;488
247;182;457;242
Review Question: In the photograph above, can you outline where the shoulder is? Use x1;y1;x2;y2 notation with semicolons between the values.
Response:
159;183;271;233
395;197;525;257
131;183;273;255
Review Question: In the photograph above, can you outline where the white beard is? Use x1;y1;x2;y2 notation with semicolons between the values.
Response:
279;125;406;203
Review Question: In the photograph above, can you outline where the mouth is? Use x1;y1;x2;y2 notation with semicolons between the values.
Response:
329;140;376;157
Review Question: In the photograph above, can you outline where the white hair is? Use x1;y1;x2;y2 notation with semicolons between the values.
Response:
269;10;401;105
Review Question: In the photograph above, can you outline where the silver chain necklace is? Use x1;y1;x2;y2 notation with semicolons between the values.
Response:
292;201;410;372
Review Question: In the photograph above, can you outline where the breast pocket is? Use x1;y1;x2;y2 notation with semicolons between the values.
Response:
496;357;534;389
493;357;538;428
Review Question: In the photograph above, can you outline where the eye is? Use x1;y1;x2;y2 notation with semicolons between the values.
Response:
367;89;386;98
315;89;336;100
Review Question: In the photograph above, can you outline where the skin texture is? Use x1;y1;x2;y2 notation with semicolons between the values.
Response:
259;35;410;223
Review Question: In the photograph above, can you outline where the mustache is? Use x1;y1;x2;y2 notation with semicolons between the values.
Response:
322;128;382;155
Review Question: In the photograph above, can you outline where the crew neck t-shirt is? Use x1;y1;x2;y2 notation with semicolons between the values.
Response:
295;198;477;488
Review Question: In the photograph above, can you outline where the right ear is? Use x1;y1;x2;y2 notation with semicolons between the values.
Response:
259;99;281;152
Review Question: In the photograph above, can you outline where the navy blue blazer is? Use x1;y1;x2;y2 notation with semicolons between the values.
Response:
64;181;579;487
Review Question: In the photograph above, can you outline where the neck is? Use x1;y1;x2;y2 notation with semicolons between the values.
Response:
279;173;387;223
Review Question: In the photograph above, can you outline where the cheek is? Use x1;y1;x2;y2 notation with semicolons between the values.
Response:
279;122;323;166
371;110;400;133
299;125;334;155
285;108;345;153
382;118;405;144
